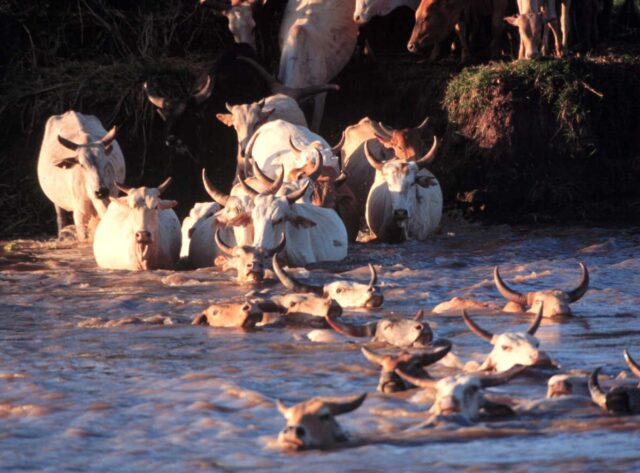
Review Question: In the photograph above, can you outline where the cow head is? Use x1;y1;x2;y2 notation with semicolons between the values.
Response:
143;77;213;148
546;373;589;398
109;178;177;270
504;12;544;59
202;0;257;47
494;263;590;317
408;0;466;53
274;293;343;320
185;202;220;239
397;365;525;420
325;310;433;348
192;299;286;329
354;0;403;24
216;98;276;158
374;116;431;161
589;367;640;415
56;127;119;215
276;394;366;451
273;255;383;309
361;341;452;393
462;306;553;372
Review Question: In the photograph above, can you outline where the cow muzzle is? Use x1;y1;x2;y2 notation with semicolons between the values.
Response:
393;209;408;221
279;425;307;450
136;231;152;244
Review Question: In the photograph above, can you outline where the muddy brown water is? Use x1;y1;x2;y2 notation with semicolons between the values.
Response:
1;221;639;472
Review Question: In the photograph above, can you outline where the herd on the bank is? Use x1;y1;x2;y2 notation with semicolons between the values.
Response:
34;0;637;453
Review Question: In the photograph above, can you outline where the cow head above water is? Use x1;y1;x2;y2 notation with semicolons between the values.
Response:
494;263;590;317
462;305;553;372
546;373;590;398
374;116;431;161
589;367;640;415
407;0;468;53
276;393;366;451
272;255;383;309
109;178;177;270
192;299;286;329
216;98;276;158
361;341;452;393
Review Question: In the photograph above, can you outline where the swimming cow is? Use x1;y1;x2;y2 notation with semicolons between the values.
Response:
588;350;640;415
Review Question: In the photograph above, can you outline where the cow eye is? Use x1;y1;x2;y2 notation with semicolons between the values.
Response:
501;345;511;351
289;301;297;307
336;288;342;294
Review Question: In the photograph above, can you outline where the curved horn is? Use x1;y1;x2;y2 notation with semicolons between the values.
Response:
364;141;384;171
238;172;259;197
244;127;260;166
412;341;452;367
494;266;528;306
214;229;234;256
368;264;378;287
143;82;166;109
115;182;132;195
271;254;324;295
325;393;367;416
251;158;273;184
202;169;230;206
157;177;172;195
567;262;590;303
266;233;286;257
236;56;282;94
285;181;309;205
624;350;640;378
395;368;438;389
361;347;385;366
332;132;345;156
288;136;304;156
275;399;289;416
415;136;439;169
377;121;394;138
101;126;117;146
257;97;266;108
461;309;494;343
307;149;323;181
262;166;284;195
588;367;607;408
191;75;213;103
479;364;527;387
57;135;80;151
414;309;424;322
415;115;430;131
527;303;544;335
324;314;376;338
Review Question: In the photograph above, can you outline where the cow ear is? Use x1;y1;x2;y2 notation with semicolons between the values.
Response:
286;215;317;228
55;157;79;169
159;199;178;209
503;15;519;27
216;113;234;127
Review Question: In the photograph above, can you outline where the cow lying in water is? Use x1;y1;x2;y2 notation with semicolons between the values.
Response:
276;393;367;451
494;262;590;317
192;300;286;329
361;340;452;393
589;350;640;415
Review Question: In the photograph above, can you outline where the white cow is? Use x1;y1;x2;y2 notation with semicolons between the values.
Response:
364;137;442;242
200;0;259;47
37;111;125;241
93;179;181;270
353;0;421;24
180;202;221;258
279;0;359;130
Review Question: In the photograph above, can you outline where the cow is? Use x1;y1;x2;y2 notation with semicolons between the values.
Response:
589;367;640;415
364;137;442;242
200;0;261;48
276;393;367;451
396;364;526;421
37;111;126;241
273;255;383;308
272;293;343;323
494;263;590;317
504;0;564;59
180;202;221;258
325;309;434;348
546;372;590;398
461;305;554;372
278;0;359;130
192;299;287;328
353;0;421;24
93;178;181;270
360;341;452;393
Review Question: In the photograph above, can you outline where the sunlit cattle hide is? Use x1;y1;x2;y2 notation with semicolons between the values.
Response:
276;393;366;451
504;0;545;59
37;111;125;241
396;364;526;421
360;341;451;393
326;310;433;348
353;0;421;24
192;299;286;329
273;255;383;309
494;263;589;317
180;202;221;258
589;367;640;415
271;293;343;327
200;0;260;47
364;137;442;242
93;179;181;270
462;306;554;372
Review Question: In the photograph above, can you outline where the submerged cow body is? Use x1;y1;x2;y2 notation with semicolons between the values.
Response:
37;111;125;241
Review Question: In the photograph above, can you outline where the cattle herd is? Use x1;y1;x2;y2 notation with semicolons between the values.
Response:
34;0;637;454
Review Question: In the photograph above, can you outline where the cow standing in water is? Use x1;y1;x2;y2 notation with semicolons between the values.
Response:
37;111;125;241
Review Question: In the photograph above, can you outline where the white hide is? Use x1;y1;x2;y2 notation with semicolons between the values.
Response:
223;3;256;47
37;111;125;240
353;0;420;23
180;202;220;258
365;160;442;241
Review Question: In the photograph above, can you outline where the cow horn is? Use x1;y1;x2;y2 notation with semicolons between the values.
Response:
157;177;172;195
244;128;260;171
567;262;589;303
527;303;544;335
415;115;430;131
334;171;348;188
307;149;323;181
143;82;166;109
415;136;439;169
494;266;528;306
275;399;289;416
368;264;378;287
288;136;304;155
272;254;324;295
414;309;424;322
202;169;230;206
377;121;394;138
214;229;234;256
191;75;213;103
238;172;259;197
360;347;385;366
479;364;527;387
413;341;452;367
285;181;309;204
257;97;266;108
115;182;132;195
57;135;80;151
266;233;286;257
395;368;438;389
101;126;117;146
332;132;345;156
461;309;494;342
263;166;284;195
325;393;367;416
624;350;640;378
588;367;607;408
324;314;376;338
250;156;273;185
364;141;384;171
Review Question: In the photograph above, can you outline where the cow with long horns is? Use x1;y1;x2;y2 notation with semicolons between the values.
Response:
276;393;367;451
494;263;590;317
37;111;125;241
93;178;181;270
364;136;442;242
462;305;554;372
589;364;640;415
361;341;452;393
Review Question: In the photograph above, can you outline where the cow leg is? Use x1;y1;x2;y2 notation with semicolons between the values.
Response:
55;205;69;237
454;22;470;64
561;0;572;49
547;18;563;56
310;92;327;133
72;208;89;242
